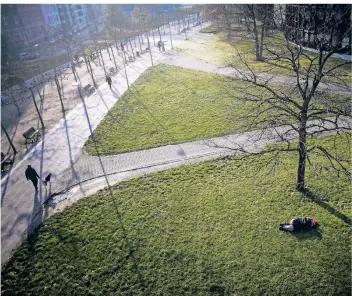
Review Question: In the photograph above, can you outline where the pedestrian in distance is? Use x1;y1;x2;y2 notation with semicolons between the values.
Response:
106;75;112;89
25;165;40;191
157;40;161;51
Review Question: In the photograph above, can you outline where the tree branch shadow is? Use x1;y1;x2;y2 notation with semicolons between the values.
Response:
302;188;351;226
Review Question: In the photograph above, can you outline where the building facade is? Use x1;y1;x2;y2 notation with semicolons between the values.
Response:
57;4;87;32
41;4;61;30
1;4;47;54
285;4;351;53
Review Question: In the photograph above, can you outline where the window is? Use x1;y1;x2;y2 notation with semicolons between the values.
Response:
13;14;18;24
2;15;8;25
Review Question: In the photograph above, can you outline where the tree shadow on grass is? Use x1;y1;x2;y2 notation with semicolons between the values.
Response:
1;154;16;206
302;188;351;226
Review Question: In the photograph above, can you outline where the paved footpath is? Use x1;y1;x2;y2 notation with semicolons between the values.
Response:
1;22;350;263
161;52;352;94
0;23;211;263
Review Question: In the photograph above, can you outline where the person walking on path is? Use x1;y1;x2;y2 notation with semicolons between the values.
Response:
25;165;40;191
157;40;161;51
106;76;112;89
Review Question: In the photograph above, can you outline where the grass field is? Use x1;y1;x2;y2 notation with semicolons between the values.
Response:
84;64;261;155
200;24;217;33
2;133;351;296
84;64;349;155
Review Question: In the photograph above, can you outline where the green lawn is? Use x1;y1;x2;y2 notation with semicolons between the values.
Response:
200;24;217;33
84;64;349;155
84;64;262;155
2;133;351;295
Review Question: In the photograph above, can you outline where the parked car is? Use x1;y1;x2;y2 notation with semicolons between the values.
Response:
19;52;37;61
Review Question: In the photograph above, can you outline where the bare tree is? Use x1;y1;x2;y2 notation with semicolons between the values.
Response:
211;4;351;191
204;4;274;60
131;5;153;65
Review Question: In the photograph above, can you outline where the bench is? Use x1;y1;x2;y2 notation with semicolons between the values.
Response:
83;84;92;91
23;127;41;144
83;84;94;96
1;153;13;172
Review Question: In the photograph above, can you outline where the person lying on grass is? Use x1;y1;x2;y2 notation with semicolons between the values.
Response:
279;217;318;232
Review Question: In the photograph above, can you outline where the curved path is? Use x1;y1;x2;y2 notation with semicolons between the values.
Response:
1;22;350;263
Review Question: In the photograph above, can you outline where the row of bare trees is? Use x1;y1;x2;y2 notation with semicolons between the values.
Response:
1;5;204;156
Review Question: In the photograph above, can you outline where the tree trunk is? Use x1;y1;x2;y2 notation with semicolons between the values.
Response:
129;39;135;59
1;123;17;154
259;7;268;59
30;88;44;129
106;41;112;61
169;22;173;49
84;48;96;86
110;45;118;72
11;94;21;115
121;49;129;88
137;34;142;52
158;27;162;41
296;111;308;191
99;48;107;77
54;76;64;111
250;5;262;61
152;29;156;45
146;32;153;66
82;46;91;75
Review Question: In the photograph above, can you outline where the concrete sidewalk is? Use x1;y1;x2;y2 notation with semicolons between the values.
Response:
0;22;211;264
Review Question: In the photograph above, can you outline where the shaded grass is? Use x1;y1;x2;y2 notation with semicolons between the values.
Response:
200;24;217;33
2;133;351;296
84;64;349;155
